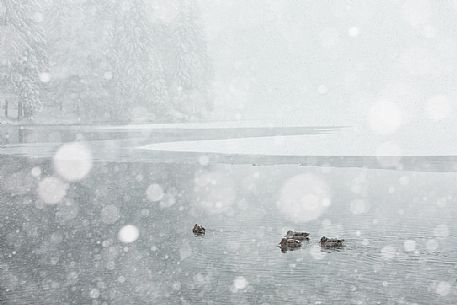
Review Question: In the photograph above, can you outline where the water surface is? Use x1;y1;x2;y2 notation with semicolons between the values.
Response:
0;126;456;304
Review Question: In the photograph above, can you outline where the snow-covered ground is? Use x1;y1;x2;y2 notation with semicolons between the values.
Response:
138;122;457;156
2;120;456;157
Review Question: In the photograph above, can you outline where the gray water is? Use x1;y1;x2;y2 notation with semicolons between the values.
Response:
0;127;457;304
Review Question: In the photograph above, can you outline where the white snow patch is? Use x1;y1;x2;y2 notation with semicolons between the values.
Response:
376;141;402;157
425;95;452;120
368;101;402;135
136;121;457;156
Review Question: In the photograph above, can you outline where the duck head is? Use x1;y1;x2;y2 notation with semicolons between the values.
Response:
320;236;328;242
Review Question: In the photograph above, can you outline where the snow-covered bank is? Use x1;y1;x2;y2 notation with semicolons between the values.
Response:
87;121;343;131
138;122;457;156
0;120;341;130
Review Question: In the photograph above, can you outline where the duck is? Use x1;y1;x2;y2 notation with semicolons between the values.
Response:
192;224;205;235
320;236;344;248
286;230;310;240
279;237;302;249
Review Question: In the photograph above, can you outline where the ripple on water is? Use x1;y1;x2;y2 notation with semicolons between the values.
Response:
2;159;457;304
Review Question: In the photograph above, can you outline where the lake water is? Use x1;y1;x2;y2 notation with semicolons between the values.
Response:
0;126;456;304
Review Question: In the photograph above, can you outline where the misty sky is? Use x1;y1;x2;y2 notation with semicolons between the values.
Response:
199;0;457;128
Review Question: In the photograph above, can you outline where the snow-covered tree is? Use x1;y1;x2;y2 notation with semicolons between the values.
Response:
158;0;213;121
1;0;212;122
0;0;48;119
106;0;169;121
43;0;113;121
93;0;212;121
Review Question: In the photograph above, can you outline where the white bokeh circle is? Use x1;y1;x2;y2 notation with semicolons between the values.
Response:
146;183;165;202
277;173;331;223
37;176;67;205
118;225;139;243
54;142;92;182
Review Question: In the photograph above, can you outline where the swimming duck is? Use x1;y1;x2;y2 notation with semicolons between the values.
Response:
320;236;344;248
279;237;302;249
286;230;310;240
192;224;205;235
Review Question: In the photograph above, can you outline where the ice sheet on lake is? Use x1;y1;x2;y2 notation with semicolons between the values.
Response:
138;123;457;156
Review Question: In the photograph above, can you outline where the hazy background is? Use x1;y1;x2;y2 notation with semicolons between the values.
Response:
200;0;457;127
2;0;457;154
2;0;457;129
